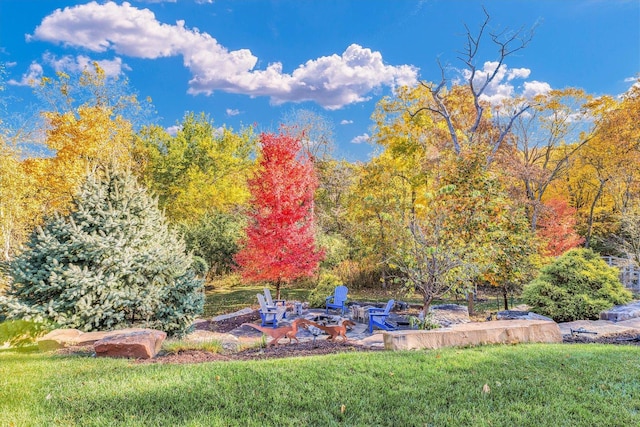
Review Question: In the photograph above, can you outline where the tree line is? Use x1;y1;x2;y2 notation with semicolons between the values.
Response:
1;13;639;323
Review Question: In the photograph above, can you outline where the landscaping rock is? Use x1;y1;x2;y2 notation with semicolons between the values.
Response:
617;317;640;330
558;319;640;338
211;307;256;322
382;320;562;351
183;330;240;351
496;310;553;322
37;329;83;351
94;329;166;359
599;301;640;322
356;333;385;349
428;304;470;327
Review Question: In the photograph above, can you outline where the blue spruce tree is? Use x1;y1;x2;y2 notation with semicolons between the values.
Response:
0;168;204;335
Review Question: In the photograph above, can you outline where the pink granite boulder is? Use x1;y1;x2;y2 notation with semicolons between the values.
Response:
94;329;166;359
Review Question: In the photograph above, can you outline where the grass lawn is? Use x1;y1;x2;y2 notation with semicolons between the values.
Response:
203;284;521;317
2;344;639;426
203;286;312;317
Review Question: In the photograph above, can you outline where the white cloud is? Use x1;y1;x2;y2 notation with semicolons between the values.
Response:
29;1;418;109
463;61;551;104
351;133;370;144
625;76;639;83
340;119;353;125
226;108;240;116
8;62;43;86
213;126;225;137
43;53;128;77
522;80;552;98
166;125;180;136
506;68;531;80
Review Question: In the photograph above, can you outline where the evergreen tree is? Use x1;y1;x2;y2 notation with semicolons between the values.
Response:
0;168;203;335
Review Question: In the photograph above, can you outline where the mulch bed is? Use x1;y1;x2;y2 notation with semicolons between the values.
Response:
193;311;261;333
140;309;383;364
138;340;383;364
55;313;640;364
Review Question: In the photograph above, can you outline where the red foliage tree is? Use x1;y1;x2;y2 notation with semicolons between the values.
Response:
537;198;585;256
235;131;324;298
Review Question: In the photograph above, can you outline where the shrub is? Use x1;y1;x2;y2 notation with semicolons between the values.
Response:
0;319;53;348
308;272;343;308
0;168;204;336
522;248;632;322
179;211;245;278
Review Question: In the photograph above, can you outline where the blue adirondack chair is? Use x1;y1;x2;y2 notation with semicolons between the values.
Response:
263;288;287;318
325;285;348;314
368;299;396;333
257;293;286;327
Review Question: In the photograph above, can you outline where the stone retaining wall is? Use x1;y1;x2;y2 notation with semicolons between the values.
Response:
383;320;562;351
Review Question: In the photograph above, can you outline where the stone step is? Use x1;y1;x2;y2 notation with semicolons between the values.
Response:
600;301;640;322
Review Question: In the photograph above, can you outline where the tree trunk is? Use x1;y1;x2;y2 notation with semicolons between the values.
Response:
275;279;281;300
422;295;434;314
503;290;509;310
467;291;474;316
585;178;607;248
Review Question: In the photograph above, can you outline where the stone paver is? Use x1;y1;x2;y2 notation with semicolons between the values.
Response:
600;301;640;322
558;319;640;338
617;317;640;330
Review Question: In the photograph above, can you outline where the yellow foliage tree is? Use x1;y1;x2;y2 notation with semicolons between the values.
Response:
134;112;256;223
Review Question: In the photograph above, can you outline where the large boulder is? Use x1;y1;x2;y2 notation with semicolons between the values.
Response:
600;301;640;322
94;329;166;359
383;320;562;351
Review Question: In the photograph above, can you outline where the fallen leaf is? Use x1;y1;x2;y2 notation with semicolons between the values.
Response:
482;384;491;394
340;404;346;414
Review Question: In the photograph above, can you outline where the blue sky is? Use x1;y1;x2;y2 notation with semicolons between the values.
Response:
1;0;639;161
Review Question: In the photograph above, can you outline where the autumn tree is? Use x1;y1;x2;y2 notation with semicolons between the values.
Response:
23;63;139;220
505;88;594;231
0;140;38;262
536;198;584;256
369;11;539;308
235;131;324;299
133;112;256;222
281;108;334;161
561;86;640;249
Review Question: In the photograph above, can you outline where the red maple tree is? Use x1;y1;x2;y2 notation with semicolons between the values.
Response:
235;131;324;298
537;198;585;257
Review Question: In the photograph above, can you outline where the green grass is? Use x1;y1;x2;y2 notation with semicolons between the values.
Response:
162;339;224;354
203;286;311;317
203;283;521;317
1;344;639;426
